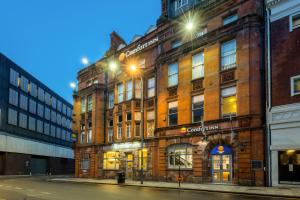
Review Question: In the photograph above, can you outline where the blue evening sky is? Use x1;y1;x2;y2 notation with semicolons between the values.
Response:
0;0;161;103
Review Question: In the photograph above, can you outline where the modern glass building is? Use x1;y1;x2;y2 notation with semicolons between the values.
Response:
0;53;74;175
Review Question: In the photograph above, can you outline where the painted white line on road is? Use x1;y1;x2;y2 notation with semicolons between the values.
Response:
40;191;51;195
15;187;23;190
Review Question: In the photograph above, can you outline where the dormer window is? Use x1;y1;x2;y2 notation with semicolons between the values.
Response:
175;0;188;11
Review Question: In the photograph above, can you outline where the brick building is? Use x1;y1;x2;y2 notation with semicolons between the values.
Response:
266;0;300;186
74;0;265;186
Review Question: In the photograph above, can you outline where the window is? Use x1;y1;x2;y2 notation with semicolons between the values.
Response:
50;125;56;137
147;77;155;98
126;123;131;138
108;120;114;143
117;125;122;139
56;127;61;139
9;68;19;86
108;91;114;109
29;83;37;97
223;14;238;25
168;63;178;87
126;81;133;100
192;95;204;123
118;83;124;103
8;108;17;125
87;95;93;112
139;58;146;69
171;40;182;49
61;129;66;140
196;27;207;37
81;97;86;113
290;12;300;31
45;92;51;105
135;80;142;99
168;101;178;126
168;144;193;169
19;113;27;129
80;124;85;144
221;86;237;117
126;113;132;121
29;99;36;114
20;76;28;92
175;0;188;11
51;110;56;123
87;129;92;143
28;117;36;131
51;97;57;109
135;122;141;137
45;107;50;120
81;154;90;170
20;94;28;111
62;104;67;115
38;87;45;102
221;39;236;70
291;75;300;96
192;52;204;80
57;114;62;125
57;100;62;112
147;111;155;137
138;149;147;170
37;103;44;118
37;120;43;133
9;88;18;106
103;152;120;170
44;123;50;135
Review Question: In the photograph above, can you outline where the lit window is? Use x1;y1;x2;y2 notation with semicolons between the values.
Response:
81;97;86;113
168;144;193;169
81;154;90;170
290;13;300;31
223;14;238;25
118;83;124;103
147;111;155;137
126;80;133;100
168;101;178;126
192;52;204;80
192;95;204;123
87;95;93;112
103;152;120;170
175;0;188;11
221;39;236;70
138;149;148;170
221;86;237;117
108;91;114;109
291;75;300;96
147;77;155;98
135;80;142;99
168;63;178;87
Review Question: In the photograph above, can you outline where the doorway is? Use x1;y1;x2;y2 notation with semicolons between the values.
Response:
279;150;300;184
211;145;233;184
126;153;133;179
0;152;4;175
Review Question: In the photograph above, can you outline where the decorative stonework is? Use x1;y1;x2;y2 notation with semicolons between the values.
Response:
266;0;284;7
271;103;300;124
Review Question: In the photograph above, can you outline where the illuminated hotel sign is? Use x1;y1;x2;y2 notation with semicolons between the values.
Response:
103;142;142;151
125;37;159;58
181;125;219;135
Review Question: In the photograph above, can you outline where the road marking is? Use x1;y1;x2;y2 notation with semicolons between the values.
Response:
40;191;51;195
15;187;23;190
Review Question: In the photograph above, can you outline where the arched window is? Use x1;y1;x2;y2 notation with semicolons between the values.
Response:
168;144;193;169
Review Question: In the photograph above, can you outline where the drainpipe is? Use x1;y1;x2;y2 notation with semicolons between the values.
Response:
265;6;272;187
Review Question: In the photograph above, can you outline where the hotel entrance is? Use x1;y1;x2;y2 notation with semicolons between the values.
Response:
211;145;233;183
279;150;300;184
126;153;133;179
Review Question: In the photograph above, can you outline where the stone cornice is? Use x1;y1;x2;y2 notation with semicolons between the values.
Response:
266;0;286;7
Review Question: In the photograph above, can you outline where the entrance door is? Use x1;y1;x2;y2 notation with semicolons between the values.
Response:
126;154;133;179
31;157;47;175
212;154;232;183
279;150;300;184
0;153;4;175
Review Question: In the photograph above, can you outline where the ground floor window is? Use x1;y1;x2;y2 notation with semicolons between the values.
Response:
138;149;148;171
81;153;90;170
103;151;120;170
279;150;300;183
168;144;193;169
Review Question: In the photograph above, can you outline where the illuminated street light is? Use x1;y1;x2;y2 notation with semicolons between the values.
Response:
69;82;76;91
130;65;137;72
185;21;194;31
109;61;118;72
81;57;89;65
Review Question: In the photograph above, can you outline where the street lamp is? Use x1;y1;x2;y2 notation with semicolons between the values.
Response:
69;82;77;91
109;62;145;185
81;57;89;65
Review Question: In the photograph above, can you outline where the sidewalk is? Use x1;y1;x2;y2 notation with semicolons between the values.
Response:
49;178;300;198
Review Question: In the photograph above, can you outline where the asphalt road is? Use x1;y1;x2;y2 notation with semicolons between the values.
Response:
0;177;299;200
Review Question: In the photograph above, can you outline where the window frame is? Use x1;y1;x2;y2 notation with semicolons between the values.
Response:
126;80;133;100
108;91;114;109
168;63;179;87
192;52;204;80
117;83;124;103
221;86;237;118
168;101;178;126
221;39;237;71
192;95;204;123
168;144;193;169
291;75;300;96
175;0;188;11
223;14;238;26
290;11;300;32
147;77;155;98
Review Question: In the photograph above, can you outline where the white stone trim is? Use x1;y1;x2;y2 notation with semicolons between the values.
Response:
269;0;300;22
270;103;300;125
0;131;74;159
270;144;300;150
291;75;300;95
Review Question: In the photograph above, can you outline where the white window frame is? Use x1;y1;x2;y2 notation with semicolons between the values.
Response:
223;14;238;25
291;75;300;96
126;80;133;100
290;11;300;32
117;125;122;139
192;95;204;123
147;77;155;98
175;0;188;11
192;52;204;80
118;83;124;103
168;63;178;87
108;91;114;109
221;39;237;70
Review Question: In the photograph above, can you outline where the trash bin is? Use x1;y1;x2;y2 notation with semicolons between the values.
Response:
117;171;125;184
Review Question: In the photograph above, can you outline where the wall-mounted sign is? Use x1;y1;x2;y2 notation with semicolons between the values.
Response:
211;145;233;155
124;37;159;58
182;125;219;135
103;142;142;151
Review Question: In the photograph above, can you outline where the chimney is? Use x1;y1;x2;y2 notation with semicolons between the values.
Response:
109;31;126;53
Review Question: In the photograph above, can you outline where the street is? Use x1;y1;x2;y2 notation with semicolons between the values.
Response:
0;177;299;200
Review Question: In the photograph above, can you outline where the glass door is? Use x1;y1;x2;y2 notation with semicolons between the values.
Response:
279;150;300;184
212;154;232;183
126;153;133;179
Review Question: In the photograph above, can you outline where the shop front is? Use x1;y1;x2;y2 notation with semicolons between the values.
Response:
278;150;300;184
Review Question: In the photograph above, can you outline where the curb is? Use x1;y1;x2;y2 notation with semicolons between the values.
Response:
48;179;300;199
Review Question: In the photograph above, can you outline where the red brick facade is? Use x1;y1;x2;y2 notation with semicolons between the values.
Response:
73;0;265;186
